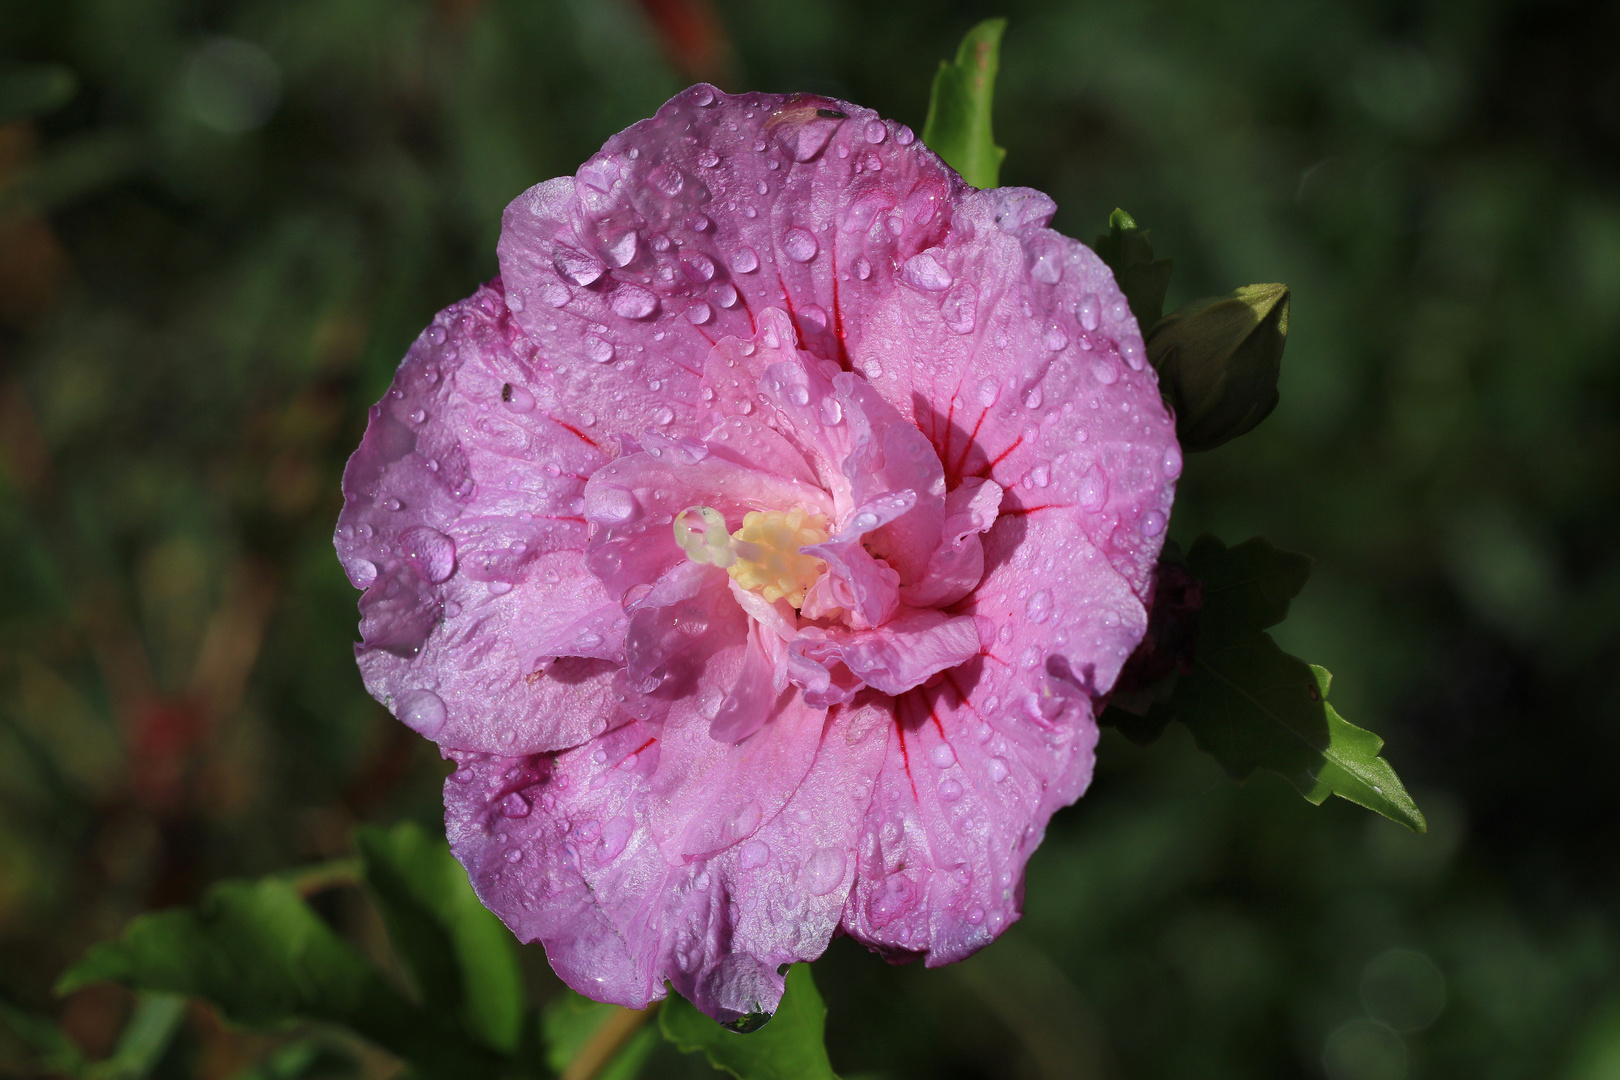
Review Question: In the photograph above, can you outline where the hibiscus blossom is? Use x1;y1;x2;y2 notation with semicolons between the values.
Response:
335;85;1179;1025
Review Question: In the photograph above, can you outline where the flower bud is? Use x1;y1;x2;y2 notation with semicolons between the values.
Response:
1147;282;1289;452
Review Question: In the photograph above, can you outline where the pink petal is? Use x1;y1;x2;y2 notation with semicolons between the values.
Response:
837;609;984;697
901;477;1003;608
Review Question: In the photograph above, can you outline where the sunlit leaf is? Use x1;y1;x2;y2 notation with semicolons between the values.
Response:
55;879;503;1080
659;965;838;1080
921;19;1007;188
1150;536;1427;832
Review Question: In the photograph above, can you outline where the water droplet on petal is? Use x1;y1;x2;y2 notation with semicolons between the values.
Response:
425;324;448;345
800;847;846;895
594;486;636;524
500;792;531;818
1163;443;1183;479
731;246;759;273
396;689;447;737
713;282;739;308
895;125;915;145
854;256;872;280
539;282;569;307
1079;465;1109;510
504;847;524;863
783;228;818;262
401;525;457;583
988;757;1010;783
902;252;952;291
693;85;715;106
930;744;955;767
864;119;887;143
1023;387;1044;409
649;164;684;196
1025;590;1052;623
1141;509;1166;537
685;300;713;325
1043;324;1069;351
1092;358;1119;385
586;336;614;363
1078;293;1101;331
943;283;977;333
937;778;963;802
610;285;657;319
554;248;604;286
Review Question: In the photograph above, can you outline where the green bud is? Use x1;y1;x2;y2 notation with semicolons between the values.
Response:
1147;283;1289;452
1092;208;1172;330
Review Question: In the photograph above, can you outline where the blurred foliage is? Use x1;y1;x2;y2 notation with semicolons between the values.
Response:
1;0;1617;1078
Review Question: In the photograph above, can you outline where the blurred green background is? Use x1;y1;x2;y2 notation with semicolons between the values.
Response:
2;0;1618;1077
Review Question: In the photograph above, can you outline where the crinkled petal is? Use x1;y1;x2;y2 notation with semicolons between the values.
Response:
841;528;1145;964
445;701;887;1025
837;610;984;696
901;477;1003;608
497;89;961;446
339;285;629;755
851;188;1178;599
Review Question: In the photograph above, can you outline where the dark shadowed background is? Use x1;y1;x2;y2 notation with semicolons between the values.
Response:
2;0;1618;1077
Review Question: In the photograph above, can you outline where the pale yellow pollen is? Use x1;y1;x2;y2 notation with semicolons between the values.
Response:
673;505;830;608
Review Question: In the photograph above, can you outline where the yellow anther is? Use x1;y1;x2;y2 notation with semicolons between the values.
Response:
673;505;829;608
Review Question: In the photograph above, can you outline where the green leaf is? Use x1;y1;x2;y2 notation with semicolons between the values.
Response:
356;822;524;1054
542;993;657;1080
82;994;187;1080
1091;209;1173;330
0;64;78;125
55;878;501;1080
659;965;838;1080
921;19;1007;188
1150;535;1426;832
0;999;86;1076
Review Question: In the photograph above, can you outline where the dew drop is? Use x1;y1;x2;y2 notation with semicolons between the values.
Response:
685;301;713;325
937;779;963;802
987;757;1010;783
610;285;657;319
401;525;457;583
930;744;956;768
783;228;819;262
977;378;999;406
864;119;887;144
731;246;759;273
586;336;614;363
800;847;846;895
902;252;952;291
1025;590;1052;623
396;689;447;737
500;792;532;818
605;231;638;268
1023;387;1044;409
539;282;569;308
1078;293;1101;331
594;486;637;524
1141;509;1166;537
895;125;915;145
854;256;872;280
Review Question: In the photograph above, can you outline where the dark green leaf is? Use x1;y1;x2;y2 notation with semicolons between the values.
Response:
1091;209;1173;330
356;822;524;1054
83;994;187;1080
0;64;77;125
55;878;501;1080
1151;536;1426;832
920;19;1007;188
1187;534;1312;631
659;965;838;1080
0;999;85;1076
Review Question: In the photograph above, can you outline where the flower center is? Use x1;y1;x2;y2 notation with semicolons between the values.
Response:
674;505;830;608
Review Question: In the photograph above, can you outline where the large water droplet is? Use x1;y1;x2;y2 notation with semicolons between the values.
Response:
397;689;448;737
1025;589;1052;623
1163;442;1183;479
895;125;915;145
693;85;715;106
800;847;846;895
599;815;633;860
586;336;614;363
713;282;739;308
1079;465;1109;510
943;283;977;333
1141;509;1166;537
648;164;684;196
1023;387;1044;409
977;378;999;406
610;285;657;319
554;248;603;286
1078;293;1101;332
686;300;713;325
1092;358;1119;385
1043;323;1069;351
864;119;887;144
605;231;638;268
902;252;952;291
783;228;818;262
594;486;637;524
401;525;457;583
987;757;1010;783
500;792;531;818
854;256;872;280
539;282;569;308
731;246;759;273
930;744;956;768
937;778;963;802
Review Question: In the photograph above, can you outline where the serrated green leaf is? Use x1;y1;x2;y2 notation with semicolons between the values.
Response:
921;19;1007;188
1091;209;1173;331
55;878;501;1080
659;965;838;1080
356;822;524;1054
1187;535;1313;630
1155;536;1426;832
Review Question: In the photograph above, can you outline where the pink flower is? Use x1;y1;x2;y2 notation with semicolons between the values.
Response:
335;86;1179;1024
